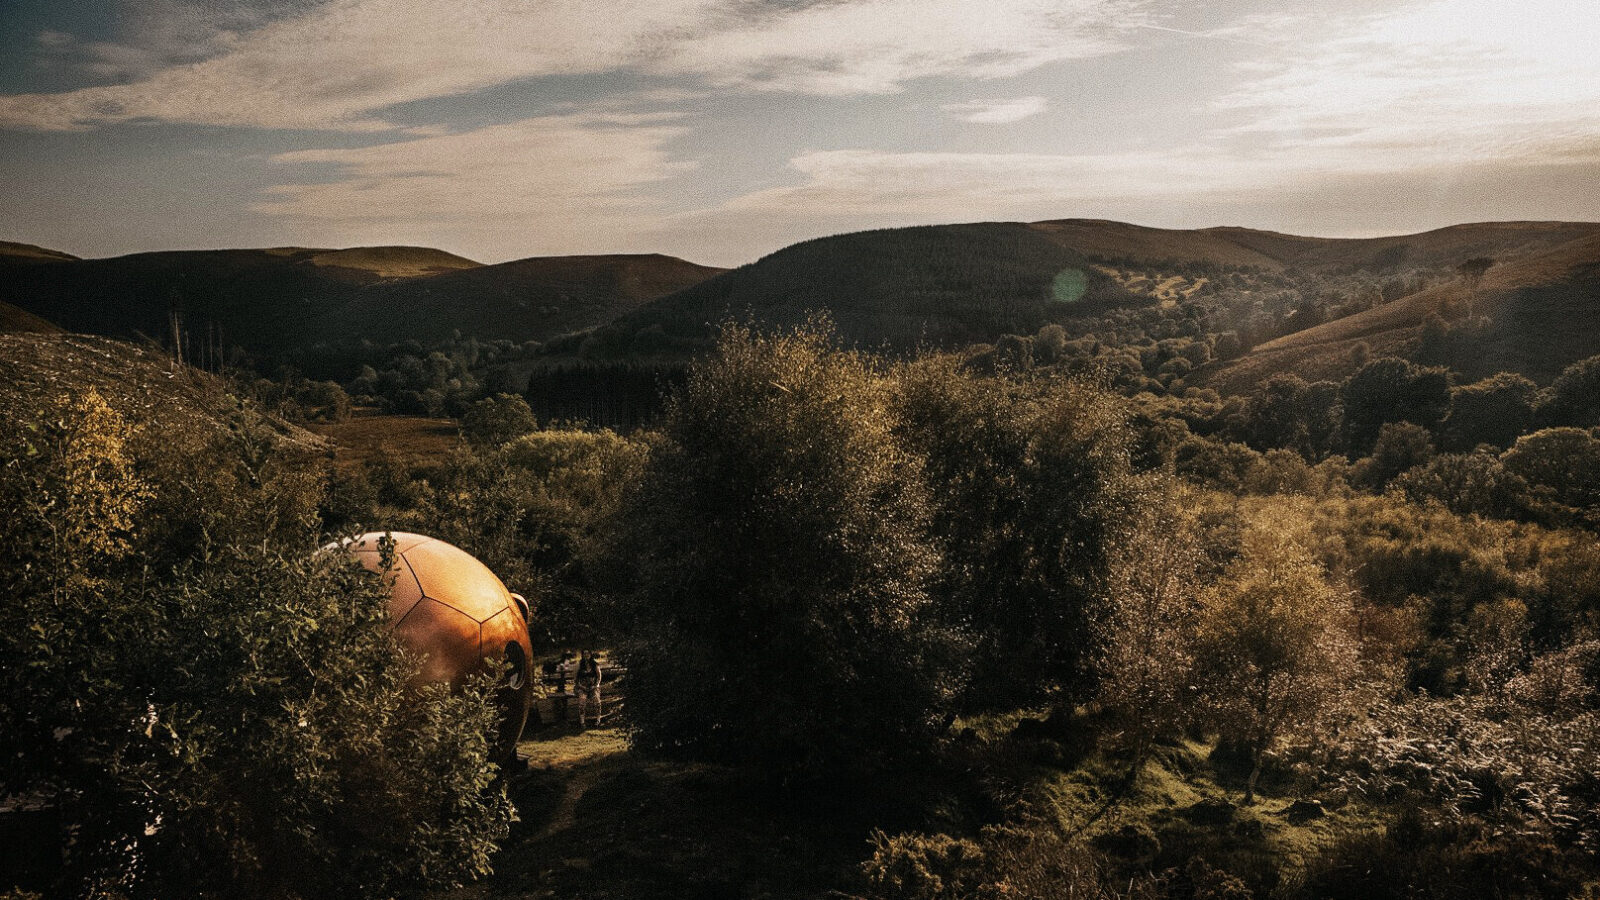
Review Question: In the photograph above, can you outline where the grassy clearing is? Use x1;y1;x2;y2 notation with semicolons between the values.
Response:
448;726;893;900
307;408;461;470
452;715;1396;899
1033;737;1388;895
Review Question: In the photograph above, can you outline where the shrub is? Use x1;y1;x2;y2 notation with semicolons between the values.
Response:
599;320;956;780
1340;357;1450;455
1501;427;1600;522
461;393;538;447
1442;372;1536;451
0;389;514;897
893;357;1145;709
1192;505;1361;802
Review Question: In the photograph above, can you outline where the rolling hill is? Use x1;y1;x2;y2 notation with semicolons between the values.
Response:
0;241;79;263
600;223;1130;351
360;253;726;345
598;220;1600;353
6;220;1597;370
0;246;721;357
1200;230;1600;392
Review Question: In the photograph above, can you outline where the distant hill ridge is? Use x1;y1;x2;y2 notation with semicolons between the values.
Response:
0;240;79;263
5;220;1598;365
0;244;723;356
603;219;1600;352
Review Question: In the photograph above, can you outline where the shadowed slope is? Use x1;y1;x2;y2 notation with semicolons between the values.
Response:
609;223;1127;350
608;220;1600;353
0;247;720;355
0;301;62;334
359;253;725;344
0;241;79;263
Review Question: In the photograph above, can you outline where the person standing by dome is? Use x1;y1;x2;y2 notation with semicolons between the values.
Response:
575;650;603;728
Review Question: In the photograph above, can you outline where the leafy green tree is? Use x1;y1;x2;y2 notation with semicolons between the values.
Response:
599;321;955;779
1193;509;1360;803
1456;256;1495;319
1501;427;1600;522
1442;372;1537;450
894;357;1144;709
1537;354;1600;428
383;428;650;646
1358;421;1434;489
461;392;538;447
1393;450;1531;520
1094;494;1203;769
0;391;513;898
1340;357;1451;455
1175;435;1262;494
0;388;149;599
1234;374;1341;457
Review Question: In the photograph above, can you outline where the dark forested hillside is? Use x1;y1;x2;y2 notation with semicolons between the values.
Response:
595;223;1132;352
0;246;721;360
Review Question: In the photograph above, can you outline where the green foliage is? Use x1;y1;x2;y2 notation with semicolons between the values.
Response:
1539;354;1600;428
1174;436;1262;494
1231;374;1340;457
330;427;648;646
0;388;514;897
1393;449;1532;520
1192;506;1361;802
1502;427;1600;524
1442;372;1536;450
0;388;149;598
893;358;1145;709
1340;357;1451;455
862;822;1149;900
245;374;353;423
1356;421;1434;489
135;397;329;567
1093;495;1204;765
461;392;537;447
600;320;956;778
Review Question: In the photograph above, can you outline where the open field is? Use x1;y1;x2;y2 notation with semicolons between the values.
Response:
307;408;463;470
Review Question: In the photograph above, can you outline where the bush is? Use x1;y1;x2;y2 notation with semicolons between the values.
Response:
599;320;957;780
894;358;1145;709
1442;372;1536;450
1501;427;1600;523
862;822;1144;900
0;389;513;897
461;393;537;447
1192;505;1361;802
1340;357;1450;455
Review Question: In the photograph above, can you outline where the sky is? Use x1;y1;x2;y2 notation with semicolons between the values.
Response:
2;0;1599;267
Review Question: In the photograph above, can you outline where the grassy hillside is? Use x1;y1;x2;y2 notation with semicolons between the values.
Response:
0;332;323;450
0;241;78;263
1202;231;1600;392
359;253;725;345
0;300;62;334
1210;220;1600;272
1031;219;1288;268
300;245;482;280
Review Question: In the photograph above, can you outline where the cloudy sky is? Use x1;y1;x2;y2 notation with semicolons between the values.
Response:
2;0;1598;266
